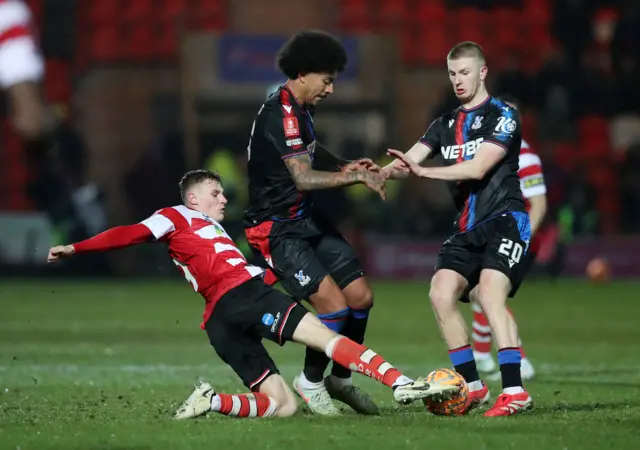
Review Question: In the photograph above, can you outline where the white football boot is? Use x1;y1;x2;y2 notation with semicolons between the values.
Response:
293;374;341;416
393;377;461;405
174;381;214;419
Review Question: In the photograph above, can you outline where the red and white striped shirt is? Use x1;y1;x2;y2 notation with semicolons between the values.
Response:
518;139;547;204
517;139;546;253
0;0;43;88
141;206;265;327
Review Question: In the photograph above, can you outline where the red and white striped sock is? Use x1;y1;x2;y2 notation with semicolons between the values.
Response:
211;392;277;418
325;336;412;388
471;302;493;354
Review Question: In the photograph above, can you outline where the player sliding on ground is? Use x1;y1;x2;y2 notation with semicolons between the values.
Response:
383;42;533;417
47;170;460;419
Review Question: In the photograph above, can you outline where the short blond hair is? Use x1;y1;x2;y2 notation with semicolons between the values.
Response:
447;42;486;64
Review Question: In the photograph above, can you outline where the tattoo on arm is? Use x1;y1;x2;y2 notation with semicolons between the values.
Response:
283;153;361;191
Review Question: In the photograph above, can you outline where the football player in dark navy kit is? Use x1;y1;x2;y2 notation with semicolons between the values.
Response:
244;30;387;416
383;42;533;417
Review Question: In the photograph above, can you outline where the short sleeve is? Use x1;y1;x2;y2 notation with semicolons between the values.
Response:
418;117;443;159
518;152;547;198
264;107;307;159
482;106;521;151
140;210;176;240
0;1;44;88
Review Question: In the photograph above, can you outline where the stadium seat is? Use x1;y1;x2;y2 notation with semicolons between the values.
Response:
553;142;577;171
578;115;610;145
86;0;120;25
156;22;179;59
190;0;228;30
492;9;522;53
157;0;190;23
419;24;453;65
378;0;409;30
524;0;551;24
400;27;422;65
88;26;123;61
521;114;537;141
44;59;71;104
121;0;154;23
414;1;447;25
127;24;156;60
338;0;372;32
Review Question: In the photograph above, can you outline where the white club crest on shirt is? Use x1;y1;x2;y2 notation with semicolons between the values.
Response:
471;116;483;130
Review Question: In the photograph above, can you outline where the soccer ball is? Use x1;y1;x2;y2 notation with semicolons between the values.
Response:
586;257;610;283
423;368;468;416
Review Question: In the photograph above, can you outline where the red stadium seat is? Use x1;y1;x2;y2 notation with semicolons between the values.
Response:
419;24;453;65
44;59;71;103
553;142;577;171
524;0;551;24
157;0;190;23
88;26;123;61
121;0;154;23
156;22;179;59
578;115;610;145
454;7;485;26
86;0;120;25
127;24;156;60
400;27;422;65
190;0;228;30
415;1;447;25
338;0;373;32
378;0;409;30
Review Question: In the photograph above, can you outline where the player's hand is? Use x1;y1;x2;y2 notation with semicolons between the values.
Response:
358;170;387;200
47;245;75;263
342;158;381;173
387;149;424;177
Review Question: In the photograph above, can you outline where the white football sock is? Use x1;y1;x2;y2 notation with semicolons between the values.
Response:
503;386;525;395
297;372;324;390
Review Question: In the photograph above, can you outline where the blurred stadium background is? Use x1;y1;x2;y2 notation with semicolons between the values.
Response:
1;0;639;280
2;1;640;448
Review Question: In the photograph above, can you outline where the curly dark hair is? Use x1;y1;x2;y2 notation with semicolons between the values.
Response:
179;169;222;203
276;30;348;79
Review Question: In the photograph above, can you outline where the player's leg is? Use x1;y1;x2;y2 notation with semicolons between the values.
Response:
479;213;533;416
175;324;283;419
255;288;462;404
431;239;490;409
246;221;346;414
313;229;378;414
469;290;498;373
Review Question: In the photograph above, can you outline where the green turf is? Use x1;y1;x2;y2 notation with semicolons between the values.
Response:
1;279;639;449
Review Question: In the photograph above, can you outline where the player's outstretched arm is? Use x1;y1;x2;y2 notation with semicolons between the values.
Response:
382;142;432;180
47;224;154;263
283;152;387;199
392;142;506;181
313;142;381;173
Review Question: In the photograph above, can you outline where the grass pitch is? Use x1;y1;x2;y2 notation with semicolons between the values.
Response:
1;279;639;449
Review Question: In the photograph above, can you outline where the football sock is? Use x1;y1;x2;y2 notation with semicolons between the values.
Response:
210;393;277;418
325;336;412;388
303;308;350;383
471;303;492;354
331;306;371;379
497;347;523;390
449;345;481;384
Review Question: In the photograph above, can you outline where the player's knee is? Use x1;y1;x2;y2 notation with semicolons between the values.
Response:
345;284;373;310
469;287;481;306
429;284;457;312
310;276;348;314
